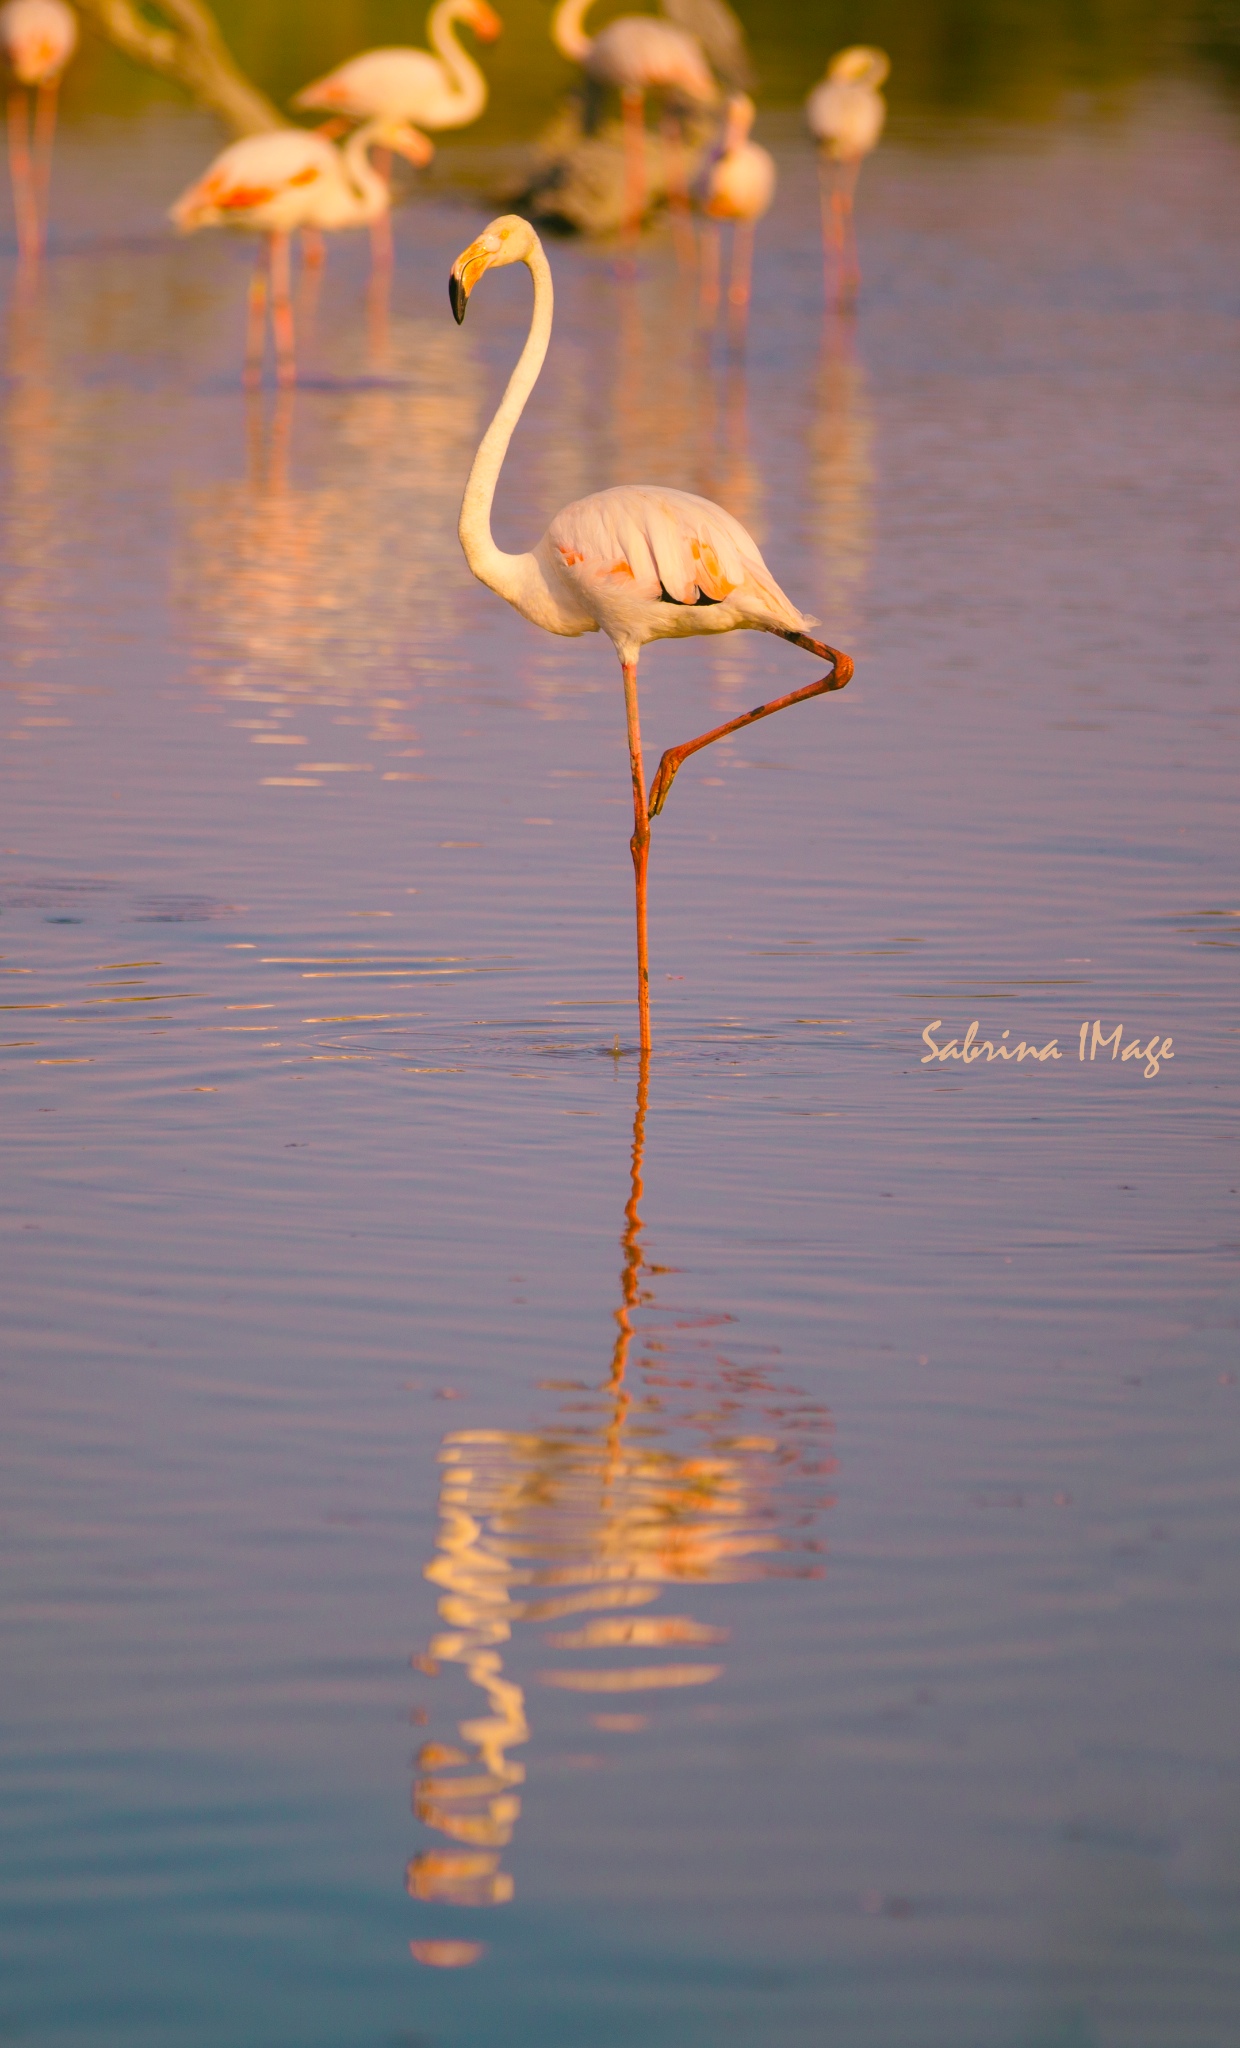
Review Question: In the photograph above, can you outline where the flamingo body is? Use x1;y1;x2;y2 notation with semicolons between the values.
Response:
805;45;888;162
553;0;716;103
170;123;429;238
0;0;75;85
295;0;502;133
532;484;811;654
699;93;773;221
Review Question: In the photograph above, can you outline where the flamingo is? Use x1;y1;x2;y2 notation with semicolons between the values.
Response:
447;216;853;1051
806;46;889;308
1;0;76;261
695;93;775;331
170;119;433;388
294;0;503;133
551;0;718;235
293;0;502;271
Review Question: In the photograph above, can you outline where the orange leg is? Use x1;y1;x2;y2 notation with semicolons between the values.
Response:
7;87;39;262
647;633;854;818
32;76;57;231
727;218;755;342
622;658;652;1054
620;86;646;239
244;237;269;388
698;217;721;326
837;158;861;305
660;108;693;271
269;230;296;387
370;147;393;273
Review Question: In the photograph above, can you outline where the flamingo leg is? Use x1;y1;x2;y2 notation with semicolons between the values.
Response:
647;634;854;818
660;109;693;271
727;219;754;340
244;237;269;388
837;158;861;305
698;217;720;326
32;77;57;231
620;86;646;238
7;87;39;261
370;146;393;274
622;658;653;1054
269;229;296;387
301;226;325;270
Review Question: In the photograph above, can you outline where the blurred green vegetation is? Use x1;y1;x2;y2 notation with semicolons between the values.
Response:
65;0;1238;134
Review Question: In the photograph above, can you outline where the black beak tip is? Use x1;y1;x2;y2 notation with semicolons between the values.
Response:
449;273;467;324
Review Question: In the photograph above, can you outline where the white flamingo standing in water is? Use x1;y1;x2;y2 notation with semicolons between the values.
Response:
170;119;432;388
696;92;775;332
447;216;853;1050
805;45;889;307
551;0;717;234
293;0;502;271
1;0;76;260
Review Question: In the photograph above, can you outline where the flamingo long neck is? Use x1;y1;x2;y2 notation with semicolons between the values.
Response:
338;120;391;223
458;244;554;607
551;0;595;64
427;0;486;117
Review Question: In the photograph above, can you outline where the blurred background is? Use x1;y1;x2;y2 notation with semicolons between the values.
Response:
51;0;1240;138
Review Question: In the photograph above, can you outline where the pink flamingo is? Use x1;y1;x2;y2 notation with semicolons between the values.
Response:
805;46;889;308
448;216;853;1051
1;0;76;261
696;93;774;332
170;119;432;388
551;0;718;234
293;0;502;272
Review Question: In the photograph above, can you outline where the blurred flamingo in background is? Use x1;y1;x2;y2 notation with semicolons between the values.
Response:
294;0;502;270
806;45;889;307
696;93;774;334
446;216;853;1050
552;0;717;234
170;119;432;388
1;0;76;260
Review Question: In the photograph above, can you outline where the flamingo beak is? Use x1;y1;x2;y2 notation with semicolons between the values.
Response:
448;240;492;323
388;124;434;168
469;1;503;42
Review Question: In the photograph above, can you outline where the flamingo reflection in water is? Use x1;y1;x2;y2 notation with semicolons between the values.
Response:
448;217;854;1050
405;1056;836;1960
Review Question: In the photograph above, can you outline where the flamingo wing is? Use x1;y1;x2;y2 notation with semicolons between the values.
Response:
295;48;446;122
546;487;809;629
170;131;337;231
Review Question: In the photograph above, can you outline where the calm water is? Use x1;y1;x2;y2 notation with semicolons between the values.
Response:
3;85;1239;2048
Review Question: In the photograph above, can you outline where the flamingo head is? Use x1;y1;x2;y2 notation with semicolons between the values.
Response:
826;45;890;90
379;120;435;168
449;214;537;323
460;0;503;43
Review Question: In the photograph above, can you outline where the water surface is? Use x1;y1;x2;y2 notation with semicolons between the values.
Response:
3;84;1239;2048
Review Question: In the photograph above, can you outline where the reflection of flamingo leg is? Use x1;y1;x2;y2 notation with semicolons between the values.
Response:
7;87;39;261
647;635;854;817
269;230;296;386
620;85;645;236
244;238;269;388
622;660;652;1055
32;77;57;229
698;217;720;325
